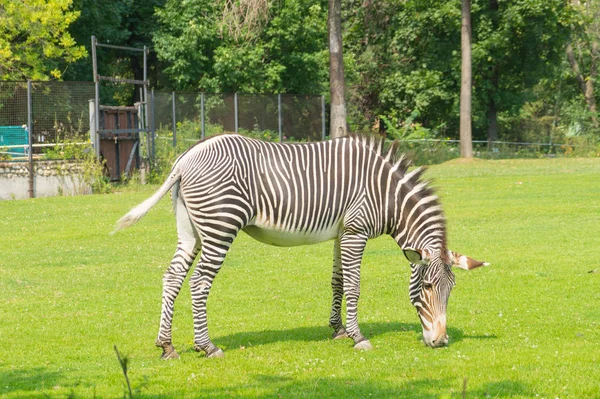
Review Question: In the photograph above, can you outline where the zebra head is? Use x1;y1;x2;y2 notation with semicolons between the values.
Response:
403;248;488;348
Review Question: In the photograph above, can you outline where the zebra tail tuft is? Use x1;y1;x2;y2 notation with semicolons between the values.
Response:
112;165;183;234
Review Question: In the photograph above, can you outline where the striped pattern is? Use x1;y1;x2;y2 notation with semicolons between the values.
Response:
116;133;458;357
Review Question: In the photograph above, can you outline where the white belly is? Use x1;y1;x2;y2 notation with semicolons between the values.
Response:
243;223;341;247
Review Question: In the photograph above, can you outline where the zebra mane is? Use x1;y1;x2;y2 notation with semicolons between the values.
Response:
348;134;412;176
348;134;448;256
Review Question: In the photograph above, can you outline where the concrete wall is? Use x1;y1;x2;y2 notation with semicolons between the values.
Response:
0;161;90;200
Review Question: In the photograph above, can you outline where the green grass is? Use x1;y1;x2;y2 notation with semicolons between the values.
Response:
1;157;599;398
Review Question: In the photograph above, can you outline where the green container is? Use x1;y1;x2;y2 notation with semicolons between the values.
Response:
0;126;28;155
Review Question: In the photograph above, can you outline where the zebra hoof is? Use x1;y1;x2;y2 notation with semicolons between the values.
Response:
354;340;373;351
207;348;224;358
332;328;348;340
158;343;180;360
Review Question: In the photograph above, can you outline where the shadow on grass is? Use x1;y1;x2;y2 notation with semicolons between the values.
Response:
470;380;538;398
133;374;535;399
0;367;63;396
449;327;498;343
205;321;495;351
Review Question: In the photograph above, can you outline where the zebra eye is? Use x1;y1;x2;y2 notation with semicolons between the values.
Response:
422;282;433;290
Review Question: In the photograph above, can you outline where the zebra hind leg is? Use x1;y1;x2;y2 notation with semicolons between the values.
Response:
329;239;348;340
189;241;234;358
156;192;200;359
156;243;199;359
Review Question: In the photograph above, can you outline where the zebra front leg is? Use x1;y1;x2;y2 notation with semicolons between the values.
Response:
329;238;348;340
340;233;373;351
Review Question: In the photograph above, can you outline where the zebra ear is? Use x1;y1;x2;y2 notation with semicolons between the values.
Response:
448;250;489;270
403;248;424;264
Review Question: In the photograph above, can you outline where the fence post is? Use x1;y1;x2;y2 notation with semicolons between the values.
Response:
172;91;177;148
234;92;239;134
151;89;156;161
143;46;150;164
278;94;283;142
321;95;326;141
27;81;34;199
92;36;101;157
201;92;205;140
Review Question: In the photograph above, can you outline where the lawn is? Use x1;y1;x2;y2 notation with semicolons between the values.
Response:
0;157;599;398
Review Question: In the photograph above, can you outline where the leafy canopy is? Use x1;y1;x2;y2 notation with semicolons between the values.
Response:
0;0;86;80
153;0;329;94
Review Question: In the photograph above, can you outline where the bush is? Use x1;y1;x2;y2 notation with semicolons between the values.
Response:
43;131;112;194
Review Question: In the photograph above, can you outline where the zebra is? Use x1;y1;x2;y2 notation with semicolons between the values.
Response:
114;133;488;359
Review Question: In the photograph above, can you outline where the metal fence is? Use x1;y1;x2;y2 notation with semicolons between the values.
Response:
0;81;95;158
153;91;326;147
1;82;326;162
0;81;327;198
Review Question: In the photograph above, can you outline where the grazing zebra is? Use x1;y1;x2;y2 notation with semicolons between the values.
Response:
114;134;487;359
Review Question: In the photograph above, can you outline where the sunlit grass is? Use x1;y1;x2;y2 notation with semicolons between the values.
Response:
0;157;598;398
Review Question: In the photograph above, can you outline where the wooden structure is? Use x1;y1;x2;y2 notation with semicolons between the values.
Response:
98;105;140;180
91;36;151;181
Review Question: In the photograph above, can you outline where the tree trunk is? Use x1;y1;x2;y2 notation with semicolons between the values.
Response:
328;0;348;138
460;0;473;158
566;43;599;128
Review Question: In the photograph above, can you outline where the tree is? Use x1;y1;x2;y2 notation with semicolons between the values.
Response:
153;0;328;94
328;0;348;137
460;0;473;157
344;0;572;143
63;0;166;103
344;0;461;136
0;0;86;80
473;0;573;142
566;0;599;128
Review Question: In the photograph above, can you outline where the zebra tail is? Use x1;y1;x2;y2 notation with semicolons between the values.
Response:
112;164;183;234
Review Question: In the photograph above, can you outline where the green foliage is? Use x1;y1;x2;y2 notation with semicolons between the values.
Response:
0;0;87;80
0;147;11;161
470;0;575;134
381;111;436;141
1;159;600;397
238;127;279;142
344;0;575;141
344;0;461;134
2;0;597;148
392;137;599;166
43;131;112;195
63;0;166;104
558;0;600;136
397;140;460;166
153;0;329;94
148;120;226;184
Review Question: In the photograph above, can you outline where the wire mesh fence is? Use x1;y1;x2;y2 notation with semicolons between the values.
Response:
31;81;95;147
153;91;325;151
0;81;94;159
393;138;600;166
1;82;326;163
0;82;29;158
4;80;595;168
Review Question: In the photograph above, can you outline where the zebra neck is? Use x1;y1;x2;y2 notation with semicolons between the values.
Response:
387;170;447;253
